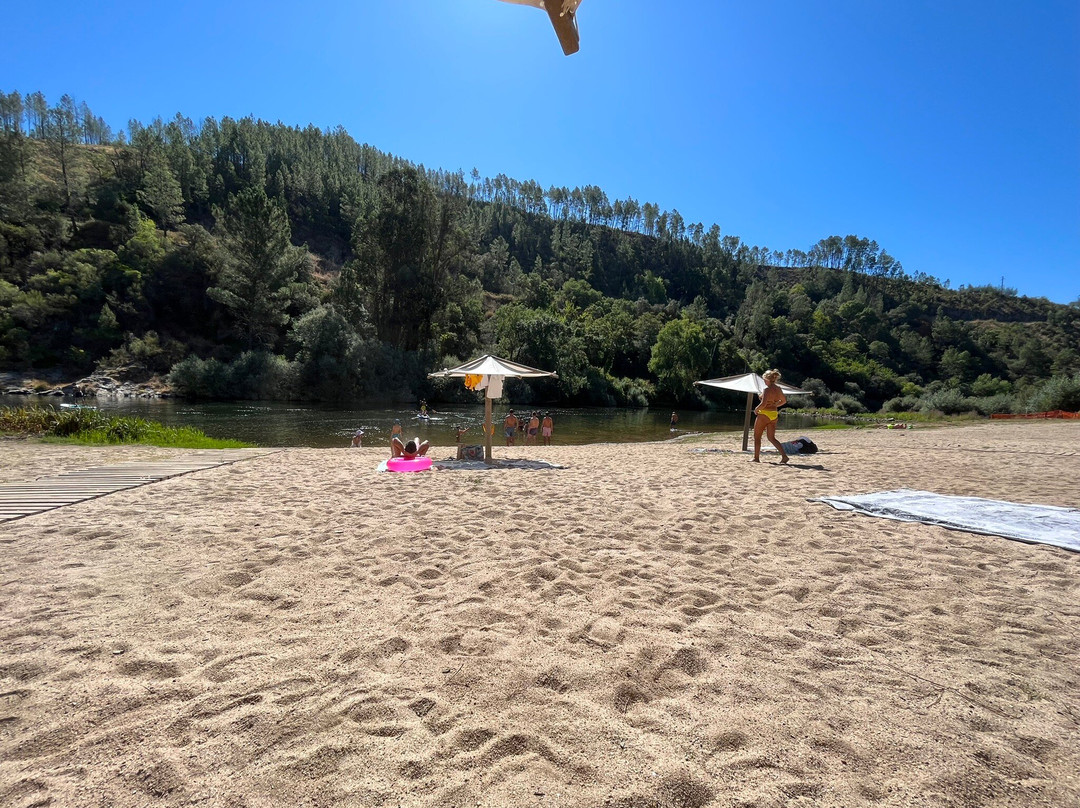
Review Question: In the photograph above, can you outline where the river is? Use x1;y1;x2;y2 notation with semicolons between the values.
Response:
0;396;822;448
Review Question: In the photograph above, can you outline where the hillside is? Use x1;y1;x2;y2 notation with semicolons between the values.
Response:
1;90;1078;414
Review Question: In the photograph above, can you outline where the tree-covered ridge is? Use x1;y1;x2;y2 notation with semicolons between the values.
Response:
2;90;1078;414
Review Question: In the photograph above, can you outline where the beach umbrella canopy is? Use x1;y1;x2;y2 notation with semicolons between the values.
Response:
695;373;811;451
429;354;557;462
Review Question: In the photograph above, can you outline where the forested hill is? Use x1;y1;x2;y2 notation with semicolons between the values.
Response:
1;91;1078;415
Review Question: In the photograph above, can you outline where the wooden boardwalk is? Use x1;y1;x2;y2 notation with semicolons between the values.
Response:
0;449;276;522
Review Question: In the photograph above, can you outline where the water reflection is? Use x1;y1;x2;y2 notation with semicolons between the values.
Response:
0;396;820;449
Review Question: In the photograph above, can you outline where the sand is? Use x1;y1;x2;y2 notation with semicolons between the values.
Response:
1;421;1078;807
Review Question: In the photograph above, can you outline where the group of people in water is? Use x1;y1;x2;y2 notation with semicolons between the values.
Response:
501;410;554;446
350;368;794;464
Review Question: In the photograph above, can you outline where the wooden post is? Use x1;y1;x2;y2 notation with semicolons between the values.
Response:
741;392;754;452
543;3;580;55
484;395;494;464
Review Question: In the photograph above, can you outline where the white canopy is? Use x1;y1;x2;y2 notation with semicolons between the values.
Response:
429;354;558;380
429;355;557;463
695;373;810;396
695;373;810;451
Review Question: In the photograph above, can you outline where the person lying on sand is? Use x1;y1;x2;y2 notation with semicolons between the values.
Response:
504;410;519;446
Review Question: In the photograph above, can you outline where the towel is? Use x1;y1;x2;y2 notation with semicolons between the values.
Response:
813;489;1080;553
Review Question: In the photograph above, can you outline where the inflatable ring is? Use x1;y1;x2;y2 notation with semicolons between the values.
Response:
386;456;432;473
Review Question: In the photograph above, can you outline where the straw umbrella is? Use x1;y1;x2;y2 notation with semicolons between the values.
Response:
429;355;558;463
695;373;810;451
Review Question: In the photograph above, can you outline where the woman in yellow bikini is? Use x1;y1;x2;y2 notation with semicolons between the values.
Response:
753;369;789;464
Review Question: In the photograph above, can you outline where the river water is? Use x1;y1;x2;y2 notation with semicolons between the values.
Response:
0;396;821;448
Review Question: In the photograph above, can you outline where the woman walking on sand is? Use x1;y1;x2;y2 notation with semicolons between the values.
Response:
753;369;789;464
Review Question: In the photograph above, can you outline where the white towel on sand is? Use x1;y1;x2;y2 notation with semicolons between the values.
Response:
813;489;1080;553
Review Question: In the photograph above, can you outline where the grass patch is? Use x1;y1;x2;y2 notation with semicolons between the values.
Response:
1;405;252;449
870;410;979;424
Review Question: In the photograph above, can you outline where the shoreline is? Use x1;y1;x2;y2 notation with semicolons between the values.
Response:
1;421;1077;806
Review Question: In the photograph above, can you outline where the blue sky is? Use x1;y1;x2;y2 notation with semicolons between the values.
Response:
4;0;1078;302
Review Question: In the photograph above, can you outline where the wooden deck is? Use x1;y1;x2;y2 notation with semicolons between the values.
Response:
0;449;277;522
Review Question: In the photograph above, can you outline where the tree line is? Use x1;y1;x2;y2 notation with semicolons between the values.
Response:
1;90;1078;415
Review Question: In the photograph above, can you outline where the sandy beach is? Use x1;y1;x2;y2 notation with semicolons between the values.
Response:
1;421;1078;807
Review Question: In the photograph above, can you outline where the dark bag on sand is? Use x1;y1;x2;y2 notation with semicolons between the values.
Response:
796;437;818;454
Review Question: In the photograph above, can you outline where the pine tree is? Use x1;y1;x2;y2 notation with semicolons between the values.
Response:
137;156;185;236
208;187;305;348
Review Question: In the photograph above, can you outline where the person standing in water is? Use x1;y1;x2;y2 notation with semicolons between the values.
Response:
753;369;789;464
541;412;554;446
503;409;519;446
669;411;679;431
525;412;540;445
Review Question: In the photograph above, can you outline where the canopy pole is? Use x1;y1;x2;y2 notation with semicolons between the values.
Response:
543;3;580;55
742;392;754;452
484;395;494;464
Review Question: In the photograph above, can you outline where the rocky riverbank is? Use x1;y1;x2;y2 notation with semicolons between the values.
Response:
0;365;171;400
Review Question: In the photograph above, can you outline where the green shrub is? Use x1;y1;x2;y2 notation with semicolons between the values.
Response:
965;393;1017;416
798;377;835;407
919;387;970;415
228;351;296;399
1;404;249;448
0;405;105;435
970;373;1011;397
609;375;656;408
167;352;295;400
882;395;921;413
1025;373;1080;413
832;394;867;414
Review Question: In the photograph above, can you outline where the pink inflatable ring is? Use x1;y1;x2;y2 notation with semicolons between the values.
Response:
386;456;432;473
